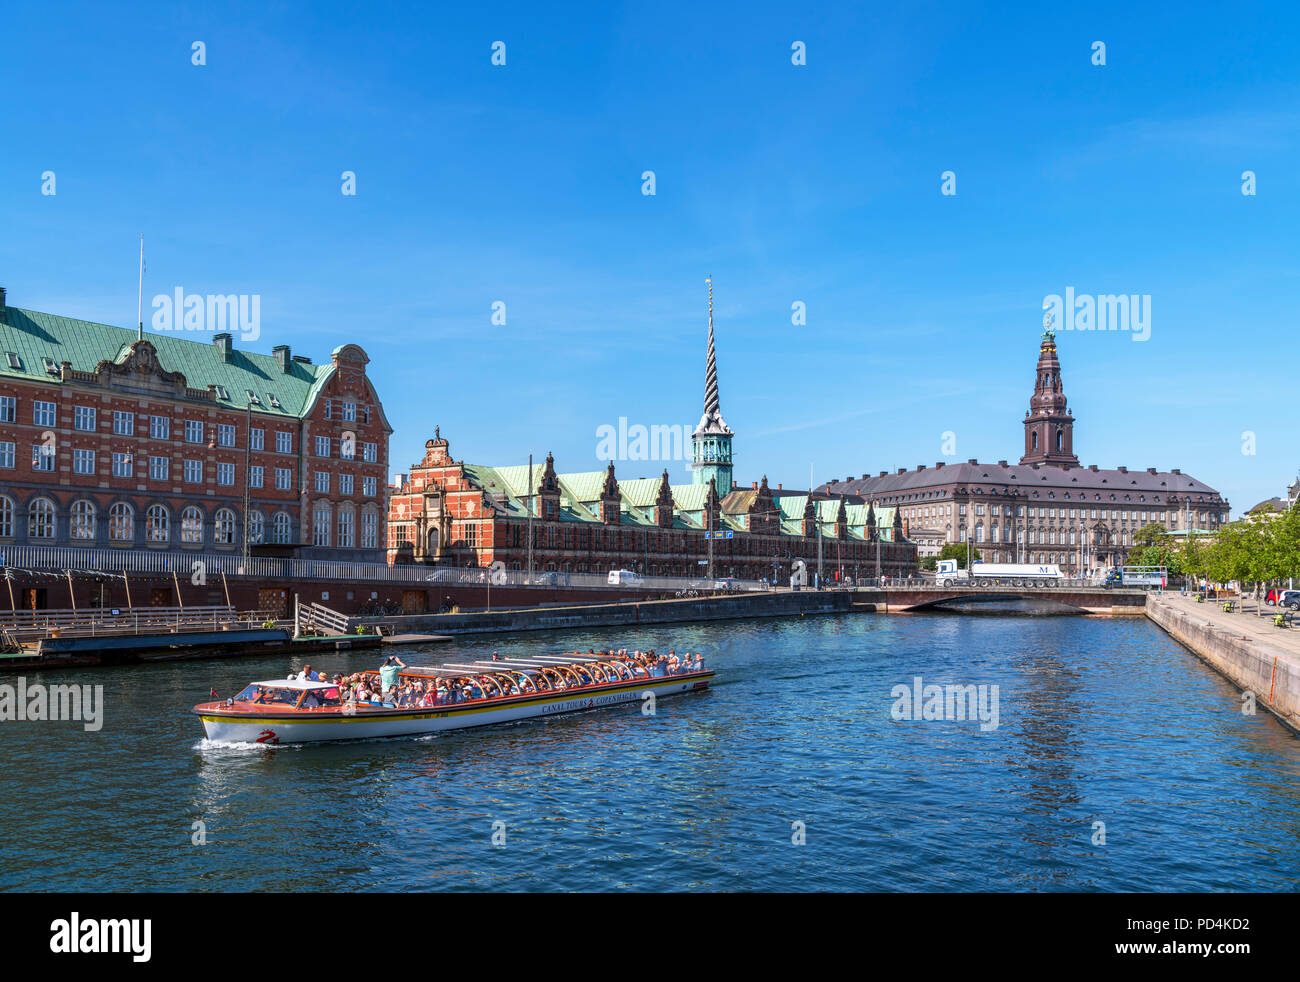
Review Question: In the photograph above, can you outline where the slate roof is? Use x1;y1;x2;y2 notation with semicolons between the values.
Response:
820;460;1224;502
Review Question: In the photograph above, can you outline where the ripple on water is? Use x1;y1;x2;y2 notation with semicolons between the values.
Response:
1;613;1299;891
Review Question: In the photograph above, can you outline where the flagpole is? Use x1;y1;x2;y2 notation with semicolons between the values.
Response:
137;234;144;341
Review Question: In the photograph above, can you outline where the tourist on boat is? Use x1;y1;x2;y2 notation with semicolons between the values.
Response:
379;655;406;693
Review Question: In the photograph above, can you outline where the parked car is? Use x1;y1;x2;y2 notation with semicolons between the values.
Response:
1280;590;1300;610
607;569;643;586
1265;588;1287;606
713;577;741;592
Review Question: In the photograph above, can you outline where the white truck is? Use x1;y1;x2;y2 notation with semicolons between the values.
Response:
934;558;1064;587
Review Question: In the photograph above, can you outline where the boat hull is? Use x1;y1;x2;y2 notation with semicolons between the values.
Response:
195;672;713;744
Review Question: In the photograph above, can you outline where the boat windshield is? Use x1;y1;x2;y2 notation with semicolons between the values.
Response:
235;684;306;706
297;688;342;708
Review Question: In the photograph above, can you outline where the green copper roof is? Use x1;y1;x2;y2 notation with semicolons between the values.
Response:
0;306;331;418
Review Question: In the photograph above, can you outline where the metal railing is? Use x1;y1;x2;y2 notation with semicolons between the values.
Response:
0;604;280;640
0;542;912;595
298;601;350;636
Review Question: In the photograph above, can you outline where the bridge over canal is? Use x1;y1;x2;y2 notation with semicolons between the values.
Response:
851;584;1150;612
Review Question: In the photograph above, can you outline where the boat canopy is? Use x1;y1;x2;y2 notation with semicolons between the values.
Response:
248;679;338;690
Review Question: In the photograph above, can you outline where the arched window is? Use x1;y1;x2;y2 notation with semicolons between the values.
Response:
71;500;96;540
181;507;204;544
337;505;355;548
1056;429;1063;451
214;508;236;546
312;503;331;546
1031;432;1038;451
273;512;292;544
147;504;170;543
0;496;14;538
109;502;134;542
248;510;265;545
28;498;56;539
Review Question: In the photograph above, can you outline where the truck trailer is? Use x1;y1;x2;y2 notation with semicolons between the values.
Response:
935;558;1064;587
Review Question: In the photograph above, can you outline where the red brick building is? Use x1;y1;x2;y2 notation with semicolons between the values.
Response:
386;433;913;582
0;289;391;564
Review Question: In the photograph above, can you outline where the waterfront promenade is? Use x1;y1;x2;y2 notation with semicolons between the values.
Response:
1146;592;1300;734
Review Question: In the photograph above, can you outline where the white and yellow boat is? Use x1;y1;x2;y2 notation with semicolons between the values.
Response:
193;651;714;745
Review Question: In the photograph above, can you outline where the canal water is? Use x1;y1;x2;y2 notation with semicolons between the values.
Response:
2;612;1298;892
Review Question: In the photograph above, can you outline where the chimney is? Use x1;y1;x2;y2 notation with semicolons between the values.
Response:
917;464;926;470
1147;467;1157;474
777;483;782;491
1117;466;1127;473
998;460;1008;467
0;286;6;319
861;474;869;480
1088;465;1099;472
879;470;887;477
213;332;233;361
273;344;292;373
935;462;945;469
967;458;977;464
1171;468;1181;475
752;481;758;490
897;468;907;474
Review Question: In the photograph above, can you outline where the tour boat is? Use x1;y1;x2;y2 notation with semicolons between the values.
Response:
193;651;714;745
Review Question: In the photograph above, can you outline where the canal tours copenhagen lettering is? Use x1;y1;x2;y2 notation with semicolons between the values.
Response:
0;677;104;731
889;676;999;732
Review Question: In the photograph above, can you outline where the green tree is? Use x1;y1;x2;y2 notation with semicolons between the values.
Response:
937;543;981;568
1179;533;1207;582
919;556;938;572
1133;523;1172;551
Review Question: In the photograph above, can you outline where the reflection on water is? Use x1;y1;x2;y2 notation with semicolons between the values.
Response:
1;613;1298;892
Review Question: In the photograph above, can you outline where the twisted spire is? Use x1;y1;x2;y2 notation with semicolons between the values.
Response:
695;276;732;436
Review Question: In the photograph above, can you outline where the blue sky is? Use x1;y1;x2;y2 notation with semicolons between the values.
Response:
3;0;1298;515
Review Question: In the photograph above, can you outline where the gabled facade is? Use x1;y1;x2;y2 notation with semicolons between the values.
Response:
386;433;914;581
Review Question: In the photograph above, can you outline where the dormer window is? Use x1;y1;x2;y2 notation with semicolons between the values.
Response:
267;393;281;408
214;385;229;400
43;357;58;374
245;390;262;405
